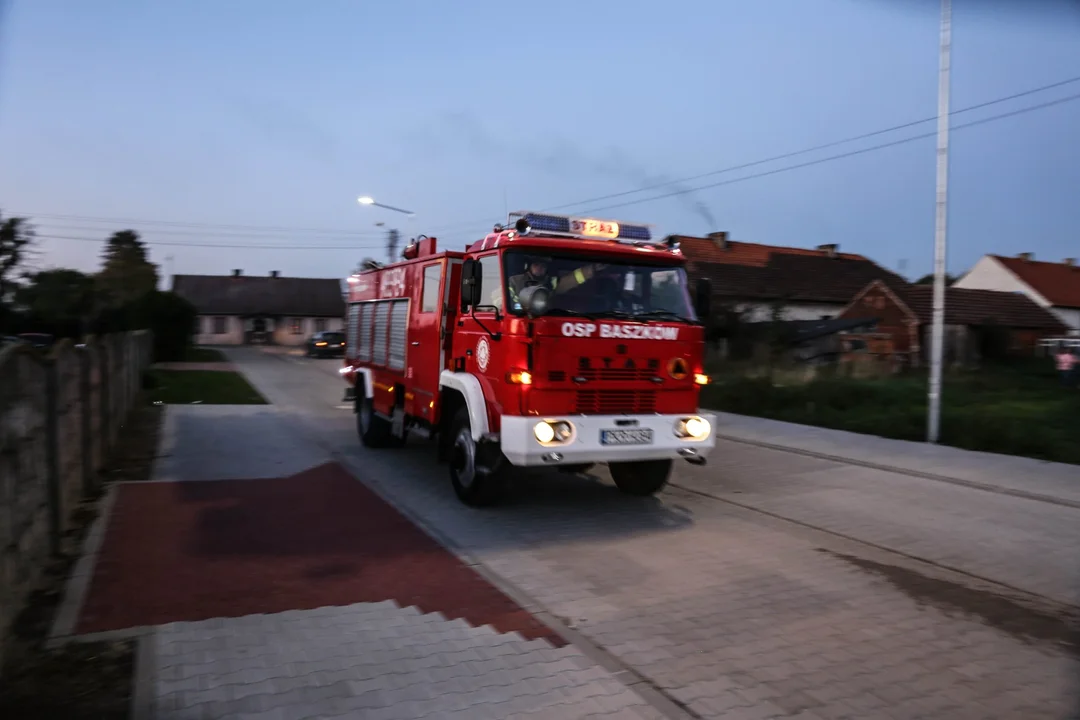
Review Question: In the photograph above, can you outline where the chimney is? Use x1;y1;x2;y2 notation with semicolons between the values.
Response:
817;243;839;258
1017;252;1033;261
270;270;280;278
232;269;242;277
707;231;729;250
1064;258;1076;267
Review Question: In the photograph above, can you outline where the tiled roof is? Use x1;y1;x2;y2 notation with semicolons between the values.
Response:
685;236;908;304
677;235;869;266
993;255;1080;309
894;284;1066;330
172;274;345;317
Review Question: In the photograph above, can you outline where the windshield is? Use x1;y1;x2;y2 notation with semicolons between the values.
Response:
502;250;697;322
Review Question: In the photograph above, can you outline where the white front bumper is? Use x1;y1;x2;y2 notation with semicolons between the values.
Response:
499;412;717;467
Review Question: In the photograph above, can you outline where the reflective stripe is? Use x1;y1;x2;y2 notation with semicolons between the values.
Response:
574;269;586;284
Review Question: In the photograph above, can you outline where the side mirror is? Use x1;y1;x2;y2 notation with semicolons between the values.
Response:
694;278;712;320
460;259;482;311
517;285;551;318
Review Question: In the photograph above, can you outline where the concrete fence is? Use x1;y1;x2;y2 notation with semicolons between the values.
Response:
0;330;152;667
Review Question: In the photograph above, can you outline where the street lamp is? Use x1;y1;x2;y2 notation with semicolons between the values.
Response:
356;196;415;263
356;196;415;216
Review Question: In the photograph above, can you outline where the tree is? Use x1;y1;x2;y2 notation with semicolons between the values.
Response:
14;268;97;337
0;212;35;306
137;291;197;361
97;230;159;308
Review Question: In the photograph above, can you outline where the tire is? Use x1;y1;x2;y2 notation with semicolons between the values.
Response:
448;407;506;507
609;459;672;497
356;395;404;448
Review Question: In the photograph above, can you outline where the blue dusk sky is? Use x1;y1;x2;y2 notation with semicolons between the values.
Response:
1;0;1078;283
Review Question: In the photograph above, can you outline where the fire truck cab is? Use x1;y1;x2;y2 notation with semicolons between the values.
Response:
341;211;716;506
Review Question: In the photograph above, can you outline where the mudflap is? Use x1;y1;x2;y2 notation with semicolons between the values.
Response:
391;407;407;439
343;386;356;404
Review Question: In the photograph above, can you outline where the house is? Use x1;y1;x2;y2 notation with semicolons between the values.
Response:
838;279;1067;365
678;232;909;322
171;270;346;346
952;253;1080;336
780;316;889;365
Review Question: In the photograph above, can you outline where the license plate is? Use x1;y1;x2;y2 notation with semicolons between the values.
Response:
600;428;653;446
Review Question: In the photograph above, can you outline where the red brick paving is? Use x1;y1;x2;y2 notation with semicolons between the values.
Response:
77;462;563;645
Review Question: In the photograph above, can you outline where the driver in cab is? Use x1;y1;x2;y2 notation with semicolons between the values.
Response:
508;256;604;310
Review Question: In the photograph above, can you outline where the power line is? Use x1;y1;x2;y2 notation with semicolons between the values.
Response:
29;223;384;241
575;91;1080;216
18;213;386;239
32;234;389;251
543;73;1080;214
18;74;1080;248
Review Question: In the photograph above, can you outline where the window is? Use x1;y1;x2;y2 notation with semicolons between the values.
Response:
290;318;303;335
421;264;442;313
478;255;504;311
213;317;227;334
315;318;327;332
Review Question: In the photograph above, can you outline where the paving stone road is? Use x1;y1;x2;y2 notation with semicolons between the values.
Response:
192;348;1080;718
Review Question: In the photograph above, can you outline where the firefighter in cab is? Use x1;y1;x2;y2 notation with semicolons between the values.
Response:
508;255;607;311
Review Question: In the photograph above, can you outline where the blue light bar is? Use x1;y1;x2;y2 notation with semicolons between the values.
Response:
509;211;653;242
522;213;570;235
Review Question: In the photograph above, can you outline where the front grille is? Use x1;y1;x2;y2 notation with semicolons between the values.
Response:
575;390;657;414
579;367;657;382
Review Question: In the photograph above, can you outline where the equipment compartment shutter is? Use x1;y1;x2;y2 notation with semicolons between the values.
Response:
371;301;390;365
346;303;360;358
358;303;374;362
387;299;409;371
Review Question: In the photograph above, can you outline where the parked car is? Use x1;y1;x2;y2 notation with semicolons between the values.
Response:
17;333;55;349
305;330;345;358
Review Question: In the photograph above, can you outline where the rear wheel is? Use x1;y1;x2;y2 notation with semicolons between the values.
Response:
356;395;404;448
449;408;506;506
609;460;672;497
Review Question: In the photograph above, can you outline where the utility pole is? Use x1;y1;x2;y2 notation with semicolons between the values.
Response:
387;228;400;264
927;0;951;444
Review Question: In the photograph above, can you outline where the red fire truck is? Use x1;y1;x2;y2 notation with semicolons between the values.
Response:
340;211;716;506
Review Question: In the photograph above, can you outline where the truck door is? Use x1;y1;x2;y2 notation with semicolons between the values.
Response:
408;259;453;424
453;252;506;419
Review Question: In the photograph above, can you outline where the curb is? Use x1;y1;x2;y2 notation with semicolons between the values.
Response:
130;631;157;720
710;430;1080;510
47;484;119;647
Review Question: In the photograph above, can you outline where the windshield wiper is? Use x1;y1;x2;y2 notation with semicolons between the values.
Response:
590;310;636;320
630;310;699;324
541;308;597;320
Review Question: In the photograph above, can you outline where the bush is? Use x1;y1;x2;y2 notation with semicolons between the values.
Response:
93;291;196;362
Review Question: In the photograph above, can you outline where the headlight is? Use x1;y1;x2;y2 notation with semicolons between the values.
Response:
674;416;710;440
534;421;555;443
534;420;574;444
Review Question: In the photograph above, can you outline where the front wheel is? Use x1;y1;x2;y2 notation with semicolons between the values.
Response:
609;459;672;497
448;408;506;507
356;395;404;448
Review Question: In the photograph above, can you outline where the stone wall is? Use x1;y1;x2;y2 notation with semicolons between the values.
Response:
0;330;152;669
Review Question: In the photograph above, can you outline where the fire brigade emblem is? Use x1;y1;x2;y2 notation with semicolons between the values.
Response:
476;337;490;371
